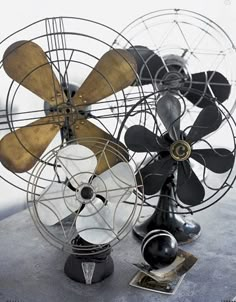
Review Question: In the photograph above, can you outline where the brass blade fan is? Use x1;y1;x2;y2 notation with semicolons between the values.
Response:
0;40;137;174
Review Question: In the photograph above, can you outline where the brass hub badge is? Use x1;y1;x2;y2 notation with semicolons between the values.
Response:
170;140;191;161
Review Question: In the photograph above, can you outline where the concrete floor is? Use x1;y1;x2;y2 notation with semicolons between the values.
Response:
0;191;236;302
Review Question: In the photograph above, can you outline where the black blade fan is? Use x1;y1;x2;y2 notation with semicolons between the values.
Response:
125;93;234;206
124;93;234;242
127;45;231;108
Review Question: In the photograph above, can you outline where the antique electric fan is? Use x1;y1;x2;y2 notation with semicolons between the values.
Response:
123;92;236;242
0;17;146;283
0;16;145;191
113;9;236;243
27;138;143;283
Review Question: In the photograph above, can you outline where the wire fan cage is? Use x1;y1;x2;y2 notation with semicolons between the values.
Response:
27;138;144;256
112;8;236;127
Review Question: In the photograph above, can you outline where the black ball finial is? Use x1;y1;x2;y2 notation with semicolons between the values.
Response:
141;229;178;269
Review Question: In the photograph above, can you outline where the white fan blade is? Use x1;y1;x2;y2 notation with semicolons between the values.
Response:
76;198;133;244
57;144;97;188
36;182;78;226
92;162;136;203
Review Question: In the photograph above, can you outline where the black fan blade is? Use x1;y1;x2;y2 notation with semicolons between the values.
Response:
124;125;168;153
191;148;234;173
181;71;231;108
177;161;205;206
186;105;222;144
137;156;175;195
156;93;181;141
127;45;165;85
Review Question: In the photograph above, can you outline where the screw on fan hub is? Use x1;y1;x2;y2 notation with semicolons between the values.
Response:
44;83;90;120
76;184;96;204
81;186;94;200
58;103;76;114
59;103;80;124
170;140;191;161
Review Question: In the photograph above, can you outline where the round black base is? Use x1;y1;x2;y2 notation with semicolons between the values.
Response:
64;253;114;284
133;213;201;245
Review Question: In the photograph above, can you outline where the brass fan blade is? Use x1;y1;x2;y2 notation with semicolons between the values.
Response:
0;116;64;173
72;119;128;174
3;41;66;106
73;49;137;107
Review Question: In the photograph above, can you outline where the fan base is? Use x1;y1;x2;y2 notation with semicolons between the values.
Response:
133;213;201;245
64;253;114;284
133;177;201;244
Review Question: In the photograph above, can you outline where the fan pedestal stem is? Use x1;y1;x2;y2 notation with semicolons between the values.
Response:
133;178;201;244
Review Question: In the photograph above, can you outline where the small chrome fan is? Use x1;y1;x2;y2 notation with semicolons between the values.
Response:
27;138;143;284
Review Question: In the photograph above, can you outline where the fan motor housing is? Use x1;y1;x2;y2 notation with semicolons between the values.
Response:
159;54;188;90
